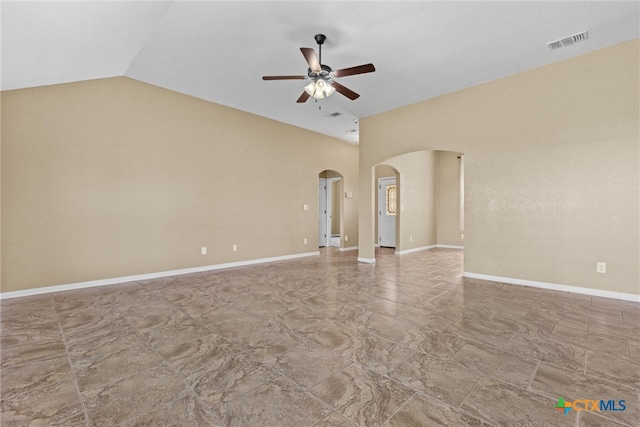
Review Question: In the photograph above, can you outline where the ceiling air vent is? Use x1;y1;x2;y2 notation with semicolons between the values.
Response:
547;31;588;50
329;112;342;117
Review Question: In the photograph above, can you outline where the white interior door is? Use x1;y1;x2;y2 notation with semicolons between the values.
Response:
318;178;328;247
378;177;396;247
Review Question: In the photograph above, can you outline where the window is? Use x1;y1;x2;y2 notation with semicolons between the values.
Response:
385;184;397;216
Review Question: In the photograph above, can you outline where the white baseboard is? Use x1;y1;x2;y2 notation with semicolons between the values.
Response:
0;251;320;300
463;272;640;302
394;244;463;255
358;257;376;264
395;245;437;255
339;246;358;252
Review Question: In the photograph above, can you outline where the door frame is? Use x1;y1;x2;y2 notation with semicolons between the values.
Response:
378;176;397;248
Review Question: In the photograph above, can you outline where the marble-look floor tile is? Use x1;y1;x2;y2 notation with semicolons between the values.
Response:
461;376;576;426
157;333;244;375
0;339;66;368
183;353;276;408
0;321;62;347
400;326;467;360
622;309;640;328
313;412;358;426
451;341;539;388
263;342;352;389
73;345;167;391
126;308;190;332
215;376;332;427
444;318;513;348
293;319;363;350
354;313;415;342
118;393;222;427
395;305;460;332
310;364;413;427
528;307;590;332
588;317;640;342
385;393;493;427
563;302;624;324
82;367;190;427
140;317;215;349
237;322;305;360
550;324;633;361
2;248;637;427
629;340;640;363
578;410;629;426
388;351;481;407
58;306;128;342
335;332;414;375
65;327;148;362
0;355;74;398
1;310;58;331
531;362;639;426
1;296;55;319
585;351;640;389
504;333;587;372
0;379;84;427
54;293;112;314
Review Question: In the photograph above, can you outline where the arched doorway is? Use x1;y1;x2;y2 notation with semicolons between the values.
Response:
368;150;464;259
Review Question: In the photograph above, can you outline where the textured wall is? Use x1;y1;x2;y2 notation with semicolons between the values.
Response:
1;77;359;292
360;40;639;295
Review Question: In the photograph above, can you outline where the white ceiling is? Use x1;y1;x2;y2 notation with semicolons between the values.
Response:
2;1;638;143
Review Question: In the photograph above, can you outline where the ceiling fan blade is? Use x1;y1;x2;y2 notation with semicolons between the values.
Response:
333;63;376;78
262;75;306;80
331;81;360;100
296;91;311;103
300;47;321;72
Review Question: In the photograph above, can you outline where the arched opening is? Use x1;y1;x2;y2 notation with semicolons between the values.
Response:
318;170;344;248
369;150;464;260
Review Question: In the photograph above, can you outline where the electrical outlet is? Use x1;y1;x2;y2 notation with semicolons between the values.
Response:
201;247;207;255
232;244;238;252
461;233;464;240
303;204;309;211
304;238;308;245
596;262;606;273
345;235;349;242
410;235;413;242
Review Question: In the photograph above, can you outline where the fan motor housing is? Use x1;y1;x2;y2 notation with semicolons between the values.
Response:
308;64;333;79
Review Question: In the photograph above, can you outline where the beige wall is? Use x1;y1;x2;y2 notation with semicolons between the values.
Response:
436;151;464;247
378;151;437;252
359;40;639;295
1;77;359;293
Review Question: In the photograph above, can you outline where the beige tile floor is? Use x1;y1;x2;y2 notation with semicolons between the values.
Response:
1;248;639;426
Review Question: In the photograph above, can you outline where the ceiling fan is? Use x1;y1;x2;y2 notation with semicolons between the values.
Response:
262;34;376;103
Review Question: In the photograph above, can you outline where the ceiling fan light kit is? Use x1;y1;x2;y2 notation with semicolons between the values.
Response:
263;34;376;103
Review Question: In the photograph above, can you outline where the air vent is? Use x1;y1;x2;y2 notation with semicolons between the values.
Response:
329;112;342;117
547;31;588;50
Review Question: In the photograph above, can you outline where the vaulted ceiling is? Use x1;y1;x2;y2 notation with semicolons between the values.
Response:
2;1;638;143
